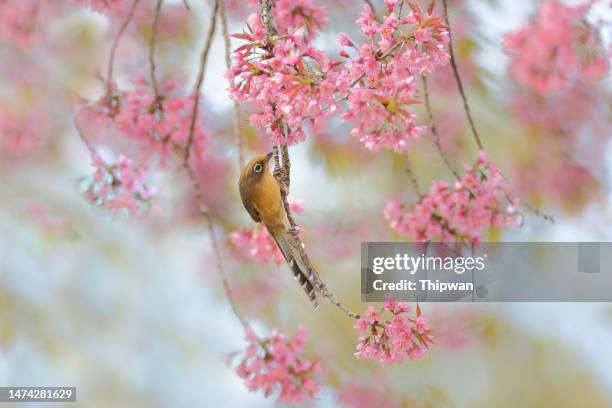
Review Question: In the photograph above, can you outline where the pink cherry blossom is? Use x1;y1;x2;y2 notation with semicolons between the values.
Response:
384;151;521;243
288;198;304;214
0;107;45;156
229;224;284;265
230;200;304;264
81;153;156;217
230;326;321;403
228;13;339;144
354;302;433;363
337;2;450;151
504;0;609;95
509;81;604;133
229;2;450;150
273;0;327;42
0;0;47;47
78;77;208;165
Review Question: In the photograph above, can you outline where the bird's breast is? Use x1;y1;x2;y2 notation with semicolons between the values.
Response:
253;172;286;231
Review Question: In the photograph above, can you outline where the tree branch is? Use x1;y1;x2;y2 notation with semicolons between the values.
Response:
257;0;358;320
421;76;460;179
259;0;278;39
184;0;220;165
174;0;260;336
74;119;98;158
183;161;254;331
442;0;483;150
149;0;164;111
220;0;245;169
107;0;140;87
404;153;422;198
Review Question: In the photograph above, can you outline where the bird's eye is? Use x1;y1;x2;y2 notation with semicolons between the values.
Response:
253;163;263;173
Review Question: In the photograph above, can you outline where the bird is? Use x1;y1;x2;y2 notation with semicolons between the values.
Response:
238;152;320;307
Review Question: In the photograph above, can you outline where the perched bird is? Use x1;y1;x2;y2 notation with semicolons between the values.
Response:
238;152;320;307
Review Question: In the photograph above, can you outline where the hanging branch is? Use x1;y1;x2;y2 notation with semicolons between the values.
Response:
259;0;278;38
107;0;141;86
184;0;220;165
149;0;164;111
442;0;483;151
421;76;460;179
258;0;359;320
74;119;105;166
404;153;423;199
220;0;245;169
143;0;264;343
441;1;553;222
183;162;254;331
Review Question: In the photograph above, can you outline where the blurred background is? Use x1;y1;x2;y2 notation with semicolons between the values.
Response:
0;0;611;406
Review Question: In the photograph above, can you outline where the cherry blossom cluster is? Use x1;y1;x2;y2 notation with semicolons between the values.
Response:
0;108;43;155
230;224;285;265
79;76;208;165
81;153;156;217
509;81;606;134
273;0;327;42
228;1;451;151
228;12;338;144
337;2;450;151
384;151;521;243
229;200;304;264
231;326;321;403
0;0;38;46
503;0;609;95
354;302;433;363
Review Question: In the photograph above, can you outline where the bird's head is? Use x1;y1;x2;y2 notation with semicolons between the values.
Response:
239;151;274;186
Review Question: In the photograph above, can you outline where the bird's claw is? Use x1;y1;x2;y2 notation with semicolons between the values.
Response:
287;227;299;237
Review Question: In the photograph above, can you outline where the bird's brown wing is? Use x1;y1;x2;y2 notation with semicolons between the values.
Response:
242;196;261;223
239;182;261;223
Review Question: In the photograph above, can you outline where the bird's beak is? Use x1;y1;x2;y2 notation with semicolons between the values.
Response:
265;151;274;162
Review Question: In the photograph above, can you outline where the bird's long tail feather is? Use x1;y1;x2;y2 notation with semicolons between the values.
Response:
270;229;320;308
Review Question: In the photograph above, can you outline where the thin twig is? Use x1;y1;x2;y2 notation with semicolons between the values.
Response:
182;0;190;10
442;1;552;222
184;163;250;327
258;0;358;319
176;0;267;345
318;282;360;319
107;0;140;86
149;0;164;110
184;0;221;165
523;202;555;223
421;76;460;179
74;120;98;157
499;170;555;223
335;39;404;105
442;0;483;150
220;0;245;169
404;154;422;199
364;0;381;22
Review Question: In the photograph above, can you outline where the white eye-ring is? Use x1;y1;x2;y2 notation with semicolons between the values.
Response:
253;163;263;173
